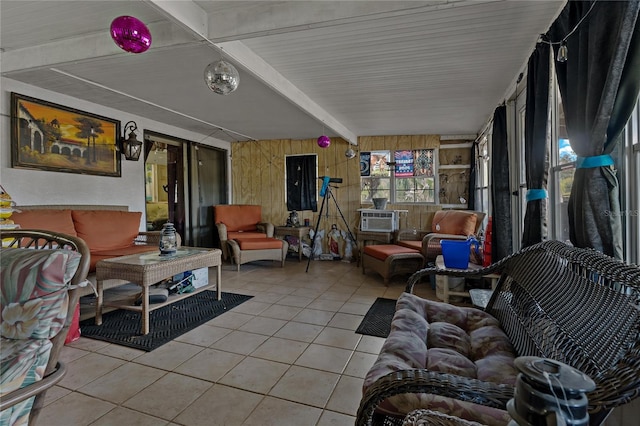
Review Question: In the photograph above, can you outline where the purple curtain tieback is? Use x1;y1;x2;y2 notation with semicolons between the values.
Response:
576;154;614;168
526;189;547;202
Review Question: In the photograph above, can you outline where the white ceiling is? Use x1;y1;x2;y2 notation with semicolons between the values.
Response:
0;0;565;144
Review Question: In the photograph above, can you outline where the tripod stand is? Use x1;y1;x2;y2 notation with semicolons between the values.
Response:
306;184;357;272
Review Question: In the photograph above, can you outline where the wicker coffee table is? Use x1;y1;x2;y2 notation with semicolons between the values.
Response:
95;247;222;335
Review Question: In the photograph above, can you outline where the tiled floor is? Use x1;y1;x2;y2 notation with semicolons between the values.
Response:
39;257;440;426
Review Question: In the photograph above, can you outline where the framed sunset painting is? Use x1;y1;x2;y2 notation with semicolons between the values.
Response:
11;92;121;177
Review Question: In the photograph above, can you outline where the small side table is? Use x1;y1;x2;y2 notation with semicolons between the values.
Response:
274;226;311;262
355;230;394;266
435;255;500;304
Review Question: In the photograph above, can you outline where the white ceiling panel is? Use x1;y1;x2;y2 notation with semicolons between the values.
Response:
1;0;565;143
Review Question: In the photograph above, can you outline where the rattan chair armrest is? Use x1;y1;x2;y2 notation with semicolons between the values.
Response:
0;362;66;411
405;261;505;294
215;223;228;241
395;229;430;241
356;369;513;426
257;222;274;237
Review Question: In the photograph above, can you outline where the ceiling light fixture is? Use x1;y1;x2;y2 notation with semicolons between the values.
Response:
120;121;143;161
110;16;152;54
345;147;356;159
204;59;240;95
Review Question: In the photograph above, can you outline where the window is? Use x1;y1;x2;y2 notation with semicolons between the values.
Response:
550;87;575;245
474;135;491;226
360;149;436;204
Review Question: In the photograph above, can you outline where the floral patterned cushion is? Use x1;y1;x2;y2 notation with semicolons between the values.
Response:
363;292;517;426
0;248;81;426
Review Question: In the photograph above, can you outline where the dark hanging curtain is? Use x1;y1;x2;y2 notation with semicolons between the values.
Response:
286;155;318;212
468;143;477;210
547;0;640;258
490;105;513;261
522;42;551;248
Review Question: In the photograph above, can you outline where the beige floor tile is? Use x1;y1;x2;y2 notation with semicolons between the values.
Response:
313;327;362;350
339;301;371;315
174;324;232;346
326;375;364;415
91;407;169;426
242;395;322;426
134;341;203;371
348;293;381;304
59;352;126;390
344;351;378;378
316;291;351;302
306;298;345;312
59;345;90;364
123;372;212;420
294;343;352;374
174;384;263;426
219;356;289;393
327;284;357;295
209;330;270;355
250;336;309;364
258;303;303;320
273;321;324;343
317;409;357;425
327;312;365;330
79;362;166;403
38;392;115;426
264;284;298;295
269;365;339;408
230;300;273;315
239;315;288;335
250;291;286;304
205;310;254;329
94;343;146;361
42;385;71;407
293;308;336;326
174;348;245;382
356;335;385;354
290;288;325;299
66;336;111;352
276;294;314;308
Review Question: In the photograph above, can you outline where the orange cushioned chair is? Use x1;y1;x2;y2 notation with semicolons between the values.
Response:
213;205;275;261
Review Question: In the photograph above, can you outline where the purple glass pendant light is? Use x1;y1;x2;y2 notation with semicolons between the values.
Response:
317;135;331;148
110;16;152;54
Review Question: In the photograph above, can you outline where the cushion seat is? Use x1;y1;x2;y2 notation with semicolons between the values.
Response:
395;240;422;251
227;238;288;271
234;237;282;250
363;292;515;425
227;231;268;241
361;244;424;284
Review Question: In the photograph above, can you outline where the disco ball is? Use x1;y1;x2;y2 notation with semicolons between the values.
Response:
204;60;240;95
317;135;331;148
345;147;356;159
110;16;152;54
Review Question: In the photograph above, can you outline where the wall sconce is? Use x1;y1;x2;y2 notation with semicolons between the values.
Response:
120;121;143;161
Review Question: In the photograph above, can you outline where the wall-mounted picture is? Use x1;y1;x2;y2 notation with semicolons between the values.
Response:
11;92;121;177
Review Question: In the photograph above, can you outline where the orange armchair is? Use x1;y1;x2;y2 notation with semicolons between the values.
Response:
213;205;274;260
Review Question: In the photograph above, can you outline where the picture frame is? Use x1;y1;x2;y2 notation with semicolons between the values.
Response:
11;92;121;177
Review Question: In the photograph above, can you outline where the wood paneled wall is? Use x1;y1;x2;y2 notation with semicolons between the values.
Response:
230;134;447;236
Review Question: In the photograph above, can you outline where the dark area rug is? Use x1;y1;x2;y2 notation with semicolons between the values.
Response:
80;291;252;351
355;297;396;338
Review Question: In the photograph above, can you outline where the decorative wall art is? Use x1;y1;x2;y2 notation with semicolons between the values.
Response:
11;93;121;177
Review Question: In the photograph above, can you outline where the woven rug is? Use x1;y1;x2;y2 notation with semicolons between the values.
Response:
79;291;252;351
355;297;396;338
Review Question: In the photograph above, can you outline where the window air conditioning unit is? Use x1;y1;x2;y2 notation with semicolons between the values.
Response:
360;209;399;232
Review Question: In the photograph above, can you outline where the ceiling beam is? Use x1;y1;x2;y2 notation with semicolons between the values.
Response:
146;0;358;145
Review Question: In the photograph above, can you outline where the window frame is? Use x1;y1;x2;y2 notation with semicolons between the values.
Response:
360;148;439;205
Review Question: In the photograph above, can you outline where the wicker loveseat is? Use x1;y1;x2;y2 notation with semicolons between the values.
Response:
357;240;640;425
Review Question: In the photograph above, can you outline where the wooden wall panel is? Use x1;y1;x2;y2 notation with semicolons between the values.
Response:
232;133;458;240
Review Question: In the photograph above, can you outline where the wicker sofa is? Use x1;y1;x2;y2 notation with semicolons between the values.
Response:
357;240;640;425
